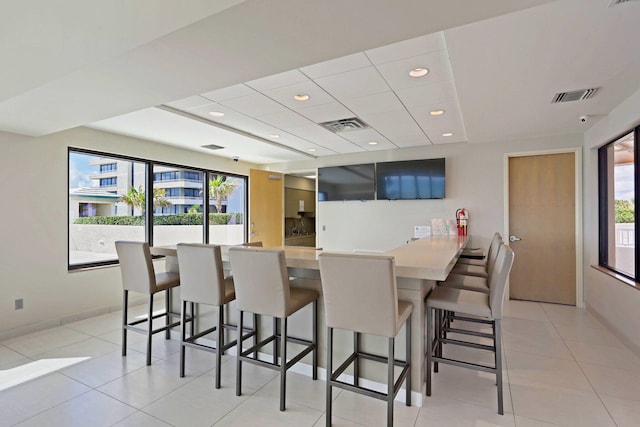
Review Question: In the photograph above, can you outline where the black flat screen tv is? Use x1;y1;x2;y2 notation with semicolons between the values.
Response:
318;163;375;201
376;158;445;200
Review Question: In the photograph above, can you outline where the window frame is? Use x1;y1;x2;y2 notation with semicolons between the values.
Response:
68;147;248;271
597;126;639;282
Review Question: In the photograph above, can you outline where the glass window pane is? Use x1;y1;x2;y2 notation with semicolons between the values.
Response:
208;174;246;245
606;132;635;277
152;166;204;246
69;151;146;267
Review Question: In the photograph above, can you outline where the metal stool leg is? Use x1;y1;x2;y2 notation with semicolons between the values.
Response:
406;312;412;406
495;319;504;415
387;337;394;427
236;310;244;397
180;300;187;377
215;305;224;389
326;326;333;427
280;317;288;412
165;290;171;339
122;290;128;356
312;300;318;380
146;294;154;366
426;306;432;396
354;331;360;386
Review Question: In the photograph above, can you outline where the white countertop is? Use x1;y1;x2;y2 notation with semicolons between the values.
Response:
151;235;467;281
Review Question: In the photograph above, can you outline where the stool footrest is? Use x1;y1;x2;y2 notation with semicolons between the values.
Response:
239;333;316;372
431;355;496;374
443;327;494;340
329;350;410;401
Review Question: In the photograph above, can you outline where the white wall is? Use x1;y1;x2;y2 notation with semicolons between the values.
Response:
583;88;640;354
269;135;582;252
0;127;256;338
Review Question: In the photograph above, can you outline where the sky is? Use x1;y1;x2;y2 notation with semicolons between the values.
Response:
615;164;634;201
68;152;97;189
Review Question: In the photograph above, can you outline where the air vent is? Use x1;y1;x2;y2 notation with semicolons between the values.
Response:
551;88;600;103
201;144;225;150
319;117;368;133
609;0;638;6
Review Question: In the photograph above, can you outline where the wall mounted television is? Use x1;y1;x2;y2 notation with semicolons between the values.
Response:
376;158;445;200
318;163;375;201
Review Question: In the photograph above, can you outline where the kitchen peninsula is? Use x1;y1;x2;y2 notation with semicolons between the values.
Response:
151;234;467;405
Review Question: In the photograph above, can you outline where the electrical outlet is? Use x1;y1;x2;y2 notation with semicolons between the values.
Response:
322;225;326;231
15;298;24;310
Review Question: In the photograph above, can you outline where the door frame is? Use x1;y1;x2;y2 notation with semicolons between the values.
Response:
503;147;584;307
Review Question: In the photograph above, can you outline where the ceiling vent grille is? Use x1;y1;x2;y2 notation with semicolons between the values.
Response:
201;144;225;150
609;0;639;6
551;88;600;103
319;117;368;133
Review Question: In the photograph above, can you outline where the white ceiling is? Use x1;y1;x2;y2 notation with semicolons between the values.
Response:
2;0;640;164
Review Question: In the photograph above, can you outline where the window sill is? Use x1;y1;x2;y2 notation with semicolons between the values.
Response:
591;265;639;290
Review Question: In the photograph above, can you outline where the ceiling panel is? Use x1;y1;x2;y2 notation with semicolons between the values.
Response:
255;109;315;130
246;70;309;92
315;66;390;100
262;81;335;110
365;32;446;65
201;84;256;102
376;51;453;91
219;92;287;117
341;91;405;116
296;102;354;123
300;52;372;79
395;80;458;108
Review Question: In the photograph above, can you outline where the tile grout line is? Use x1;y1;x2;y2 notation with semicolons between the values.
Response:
540;303;620;427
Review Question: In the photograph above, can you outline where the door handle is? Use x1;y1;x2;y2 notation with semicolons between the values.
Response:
509;235;522;242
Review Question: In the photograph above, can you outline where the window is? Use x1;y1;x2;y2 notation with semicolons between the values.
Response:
69;148;248;270
184;188;199;197
184;171;200;181
99;163;117;172
208;174;245;244
154;171;179;181
69;151;146;268
99;177;117;187
598;127;638;280
164;188;180;197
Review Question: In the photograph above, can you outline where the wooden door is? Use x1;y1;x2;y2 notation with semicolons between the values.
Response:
249;169;283;247
508;153;576;305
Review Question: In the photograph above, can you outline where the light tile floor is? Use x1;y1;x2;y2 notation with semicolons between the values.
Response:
1;301;640;426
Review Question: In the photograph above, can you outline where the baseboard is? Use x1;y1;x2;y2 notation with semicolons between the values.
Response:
0;300;148;341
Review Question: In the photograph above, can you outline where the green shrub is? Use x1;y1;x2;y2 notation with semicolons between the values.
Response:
73;212;244;225
615;199;634;223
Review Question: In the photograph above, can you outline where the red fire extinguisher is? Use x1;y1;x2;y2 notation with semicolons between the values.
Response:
456;208;468;236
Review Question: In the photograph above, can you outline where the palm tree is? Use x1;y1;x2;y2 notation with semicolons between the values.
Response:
120;185;170;214
209;175;238;213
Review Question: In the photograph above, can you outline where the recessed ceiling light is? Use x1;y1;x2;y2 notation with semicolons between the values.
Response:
409;68;429;78
430;109;445;116
308;148;316;152
294;94;310;101
269;134;280;138
368;141;378;145
442;132;454;137
209;111;224;117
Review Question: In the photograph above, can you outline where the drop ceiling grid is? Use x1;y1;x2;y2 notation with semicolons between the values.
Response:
167;30;467;156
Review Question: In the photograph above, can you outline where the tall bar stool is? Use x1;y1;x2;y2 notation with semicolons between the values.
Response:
318;252;413;427
176;243;257;388
426;245;514;415
459;232;502;261
115;241;182;366
440;242;506;294
450;233;503;278
228;246;319;411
